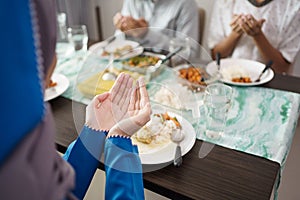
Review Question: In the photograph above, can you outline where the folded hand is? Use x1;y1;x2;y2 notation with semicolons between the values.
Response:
239;14;265;36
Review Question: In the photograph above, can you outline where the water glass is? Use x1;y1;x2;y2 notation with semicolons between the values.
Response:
204;83;232;139
57;12;68;42
67;25;88;52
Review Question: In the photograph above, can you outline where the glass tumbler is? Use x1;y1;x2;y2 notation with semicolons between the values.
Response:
67;25;88;52
203;83;233;139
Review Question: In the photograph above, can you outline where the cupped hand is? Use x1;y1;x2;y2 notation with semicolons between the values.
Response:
108;77;152;137
239;14;265;36
85;73;134;131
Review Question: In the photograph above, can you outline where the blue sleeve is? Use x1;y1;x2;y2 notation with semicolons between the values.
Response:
104;136;144;200
63;125;108;200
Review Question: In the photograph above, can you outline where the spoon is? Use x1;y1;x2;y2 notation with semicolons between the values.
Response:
102;72;117;81
254;60;273;82
171;129;185;167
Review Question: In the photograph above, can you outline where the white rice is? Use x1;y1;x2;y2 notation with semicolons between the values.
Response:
221;65;250;80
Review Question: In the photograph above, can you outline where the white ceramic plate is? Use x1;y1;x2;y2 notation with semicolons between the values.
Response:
44;73;69;101
89;39;143;60
132;110;196;165
206;58;274;86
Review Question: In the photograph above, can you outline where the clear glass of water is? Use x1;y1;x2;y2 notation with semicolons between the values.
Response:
203;83;233;139
67;25;88;53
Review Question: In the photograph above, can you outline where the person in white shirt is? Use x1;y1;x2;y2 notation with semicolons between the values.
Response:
207;0;300;73
113;0;199;53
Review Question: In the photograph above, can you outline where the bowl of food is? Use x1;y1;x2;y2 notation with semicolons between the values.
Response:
175;64;218;92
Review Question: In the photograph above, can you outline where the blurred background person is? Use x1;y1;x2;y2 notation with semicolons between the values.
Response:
207;0;300;73
113;0;199;53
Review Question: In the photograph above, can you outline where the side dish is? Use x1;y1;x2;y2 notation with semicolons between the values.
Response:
178;67;206;85
47;80;57;88
231;76;252;83
122;55;160;68
101;45;133;58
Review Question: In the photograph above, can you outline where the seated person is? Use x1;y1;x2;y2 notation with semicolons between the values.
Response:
207;0;300;73
113;0;199;54
0;0;151;199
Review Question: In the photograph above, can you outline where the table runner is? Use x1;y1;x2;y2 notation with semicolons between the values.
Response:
54;44;300;167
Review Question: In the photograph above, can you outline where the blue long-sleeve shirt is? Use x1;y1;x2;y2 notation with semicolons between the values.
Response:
63;125;144;199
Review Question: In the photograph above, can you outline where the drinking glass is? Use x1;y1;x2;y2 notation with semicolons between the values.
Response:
203;83;232;139
57;12;68;42
67;25;88;53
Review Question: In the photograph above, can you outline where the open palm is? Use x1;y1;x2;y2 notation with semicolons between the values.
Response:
85;73;133;131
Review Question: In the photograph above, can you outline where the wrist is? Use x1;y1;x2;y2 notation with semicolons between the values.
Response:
252;29;264;40
84;123;109;134
230;31;243;40
107;126;131;138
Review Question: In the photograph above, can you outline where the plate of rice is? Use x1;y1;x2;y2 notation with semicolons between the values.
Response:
206;58;274;86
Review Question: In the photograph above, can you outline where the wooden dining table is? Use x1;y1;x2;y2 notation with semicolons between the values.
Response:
50;71;300;200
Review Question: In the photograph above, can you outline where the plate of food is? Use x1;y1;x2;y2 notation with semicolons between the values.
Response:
174;64;218;92
206;58;274;86
121;52;165;74
131;110;196;165
44;73;69;101
89;39;143;60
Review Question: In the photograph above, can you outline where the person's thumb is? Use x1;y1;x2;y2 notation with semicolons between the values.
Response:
259;19;266;27
94;92;110;108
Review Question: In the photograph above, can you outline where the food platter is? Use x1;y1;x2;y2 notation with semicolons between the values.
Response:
121;52;166;74
206;58;274;86
89;39;144;60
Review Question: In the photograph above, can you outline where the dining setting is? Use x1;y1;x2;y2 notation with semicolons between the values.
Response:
3;0;300;199
49;22;300;199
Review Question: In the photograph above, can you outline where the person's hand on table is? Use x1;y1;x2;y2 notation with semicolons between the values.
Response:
108;77;152;138
85;73;134;131
239;14;265;37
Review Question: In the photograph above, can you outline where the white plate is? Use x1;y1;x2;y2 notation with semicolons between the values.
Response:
44;74;69;101
206;58;274;86
89;39;143;60
132;110;196;165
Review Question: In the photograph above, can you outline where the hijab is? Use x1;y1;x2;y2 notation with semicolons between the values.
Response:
0;0;45;165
